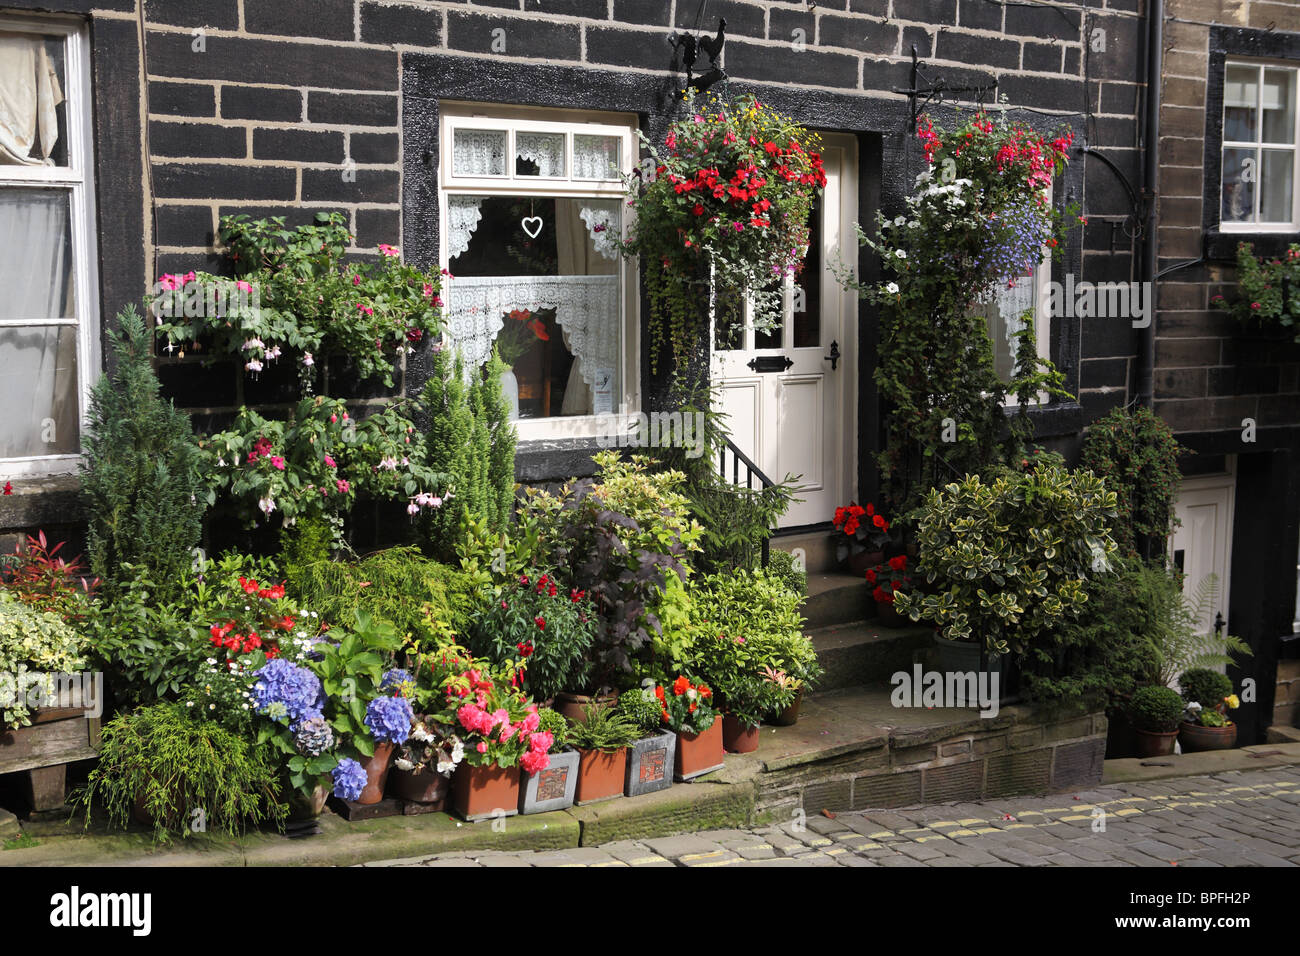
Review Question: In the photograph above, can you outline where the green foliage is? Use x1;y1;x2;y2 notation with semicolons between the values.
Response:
1152;573;1252;686
421;347;517;560
152;212;443;389
285;547;479;650
766;548;807;599
615;684;665;733
2;832;39;850
566;703;640;752
1017;555;1165;714
1127;685;1185;733
75;702;286;844
0;592;87;728
1196;708;1229;727
81;305;206;602
896;464;1119;656
1212;241;1300;341
1178;667;1233;707
537;708;570;752
1079;405;1185;554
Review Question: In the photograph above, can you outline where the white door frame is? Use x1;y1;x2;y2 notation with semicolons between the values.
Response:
1170;458;1237;645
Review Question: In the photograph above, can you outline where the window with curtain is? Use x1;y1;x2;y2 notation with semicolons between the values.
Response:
440;107;635;437
0;22;97;475
1221;61;1299;230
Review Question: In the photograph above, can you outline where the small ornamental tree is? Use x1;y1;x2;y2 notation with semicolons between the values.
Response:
81;305;207;600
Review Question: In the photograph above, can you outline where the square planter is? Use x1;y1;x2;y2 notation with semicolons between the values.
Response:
674;718;725;781
519;748;579;814
451;762;521;822
625;730;675;797
575;746;628;805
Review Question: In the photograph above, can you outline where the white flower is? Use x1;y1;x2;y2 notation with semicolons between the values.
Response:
893;216;906;226
258;496;276;516
895;249;907;259
302;352;315;367
407;502;420;516
242;337;264;351
395;758;415;771
245;359;263;373
185;701;194;707
886;282;900;294
266;345;282;360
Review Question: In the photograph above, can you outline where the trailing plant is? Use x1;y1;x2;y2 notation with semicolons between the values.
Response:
1127;685;1185;733
1211;241;1300;342
622;90;827;373
845;111;1079;515
466;572;598;702
151;213;443;389
81;305;207;602
421;346;516;560
1079;404;1185;556
895;464;1119;656
566;703;640;752
75;702;286;844
0;591;88;728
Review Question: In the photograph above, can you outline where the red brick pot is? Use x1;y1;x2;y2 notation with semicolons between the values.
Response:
721;715;760;754
575;747;628;804
674;718;725;781
451;762;521;821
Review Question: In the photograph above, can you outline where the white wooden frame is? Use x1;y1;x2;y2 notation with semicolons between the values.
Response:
0;18;100;477
1219;59;1300;233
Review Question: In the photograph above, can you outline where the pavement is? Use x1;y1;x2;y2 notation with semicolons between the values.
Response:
361;765;1300;867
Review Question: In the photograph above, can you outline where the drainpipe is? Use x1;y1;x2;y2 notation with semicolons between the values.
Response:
1138;0;1162;409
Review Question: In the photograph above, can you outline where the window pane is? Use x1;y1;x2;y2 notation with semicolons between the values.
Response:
452;128;507;177
1224;65;1259;142
0;325;79;457
515;131;565;177
0;35;68;167
793;194;823;348
573;133;621;180
446;195;622;419
0;188;74;320
1260;149;1294;222
1221;146;1257;223
979;274;1036;383
1262;69;1296;144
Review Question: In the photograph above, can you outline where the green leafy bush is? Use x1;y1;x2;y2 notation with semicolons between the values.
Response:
766;548;807;599
615;684;664;734
566;703;640;752
81;305;207;601
1127;685;1185;733
0;592;87;728
1079;405;1185;555
1178;668;1234;708
895;464;1118;656
75;702;286;844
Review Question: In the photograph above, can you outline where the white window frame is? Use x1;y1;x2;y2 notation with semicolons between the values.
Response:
1220;58;1300;233
438;103;639;443
0;17;100;478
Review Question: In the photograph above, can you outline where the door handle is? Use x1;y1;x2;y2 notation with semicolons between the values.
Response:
824;340;841;371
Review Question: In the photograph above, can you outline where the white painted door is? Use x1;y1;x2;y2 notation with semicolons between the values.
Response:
710;134;858;528
1170;471;1236;640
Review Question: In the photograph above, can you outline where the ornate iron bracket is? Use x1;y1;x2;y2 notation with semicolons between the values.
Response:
669;2;727;97
892;45;998;129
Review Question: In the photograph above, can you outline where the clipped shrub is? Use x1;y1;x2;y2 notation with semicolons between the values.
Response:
1178;667;1233;708
1127;685;1185;733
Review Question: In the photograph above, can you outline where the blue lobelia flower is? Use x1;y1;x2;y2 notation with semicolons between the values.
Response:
364;695;414;745
332;757;367;802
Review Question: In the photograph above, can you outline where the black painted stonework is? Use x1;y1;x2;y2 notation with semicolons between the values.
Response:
221;86;304;123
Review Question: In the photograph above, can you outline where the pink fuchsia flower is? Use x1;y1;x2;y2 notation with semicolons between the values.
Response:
324;454;336;468
270;456;286;471
377;244;400;257
302;352;314;367
407;502;419;516
520;748;549;774
336;479;350;494
1251;302;1262;310
245;360;263;373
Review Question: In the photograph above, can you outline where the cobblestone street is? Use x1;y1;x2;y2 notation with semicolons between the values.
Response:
365;766;1300;868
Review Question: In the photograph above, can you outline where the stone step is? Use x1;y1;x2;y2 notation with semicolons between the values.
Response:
771;529;839;574
802;571;870;630
809;620;934;692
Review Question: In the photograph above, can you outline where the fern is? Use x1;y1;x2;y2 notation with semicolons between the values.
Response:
1154;572;1252;685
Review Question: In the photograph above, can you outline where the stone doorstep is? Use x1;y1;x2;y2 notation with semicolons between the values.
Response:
1102;742;1300;785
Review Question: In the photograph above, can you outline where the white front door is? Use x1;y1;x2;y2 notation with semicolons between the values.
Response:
1170;468;1236;639
710;133;858;528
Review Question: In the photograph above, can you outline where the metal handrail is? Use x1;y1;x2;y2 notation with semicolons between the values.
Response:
717;435;776;566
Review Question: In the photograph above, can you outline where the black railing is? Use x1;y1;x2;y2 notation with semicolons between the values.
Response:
717;435;777;567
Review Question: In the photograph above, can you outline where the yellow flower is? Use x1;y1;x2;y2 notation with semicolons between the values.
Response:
1224;694;1240;709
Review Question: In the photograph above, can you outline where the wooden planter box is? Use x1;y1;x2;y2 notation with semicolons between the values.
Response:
0;707;101;811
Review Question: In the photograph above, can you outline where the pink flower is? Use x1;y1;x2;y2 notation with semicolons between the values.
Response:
422;282;435;299
499;722;518;742
235;280;253;293
352;275;362;286
324;454;336;468
490;708;509;728
336;479;350;494
157;273;179;291
476;741;488;754
356;303;375;316
378;244;400;257
270;456;286;471
520;711;540;734
520;748;549;774
529;731;553;753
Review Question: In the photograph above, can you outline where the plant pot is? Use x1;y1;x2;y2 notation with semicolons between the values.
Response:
674;718;725;781
846;549;885;576
555;690;619;725
721;714;760;754
1178;720;1237;752
575;747;628;804
355;741;395;805
451;762;521;822
768;690;802;727
1133;728;1179;758
626;730;675;797
286;779;332;821
389;766;451;808
876;600;905;628
519;748;579;814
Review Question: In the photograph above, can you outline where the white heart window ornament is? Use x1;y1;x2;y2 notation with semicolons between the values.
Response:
521;216;544;239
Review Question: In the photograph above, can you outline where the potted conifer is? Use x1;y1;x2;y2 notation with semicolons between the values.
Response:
1128;685;1185;757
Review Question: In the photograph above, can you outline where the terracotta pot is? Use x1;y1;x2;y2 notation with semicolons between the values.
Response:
451;762;521;821
768;690;803;727
875;600;905;628
555;690;619;725
674;718;725;781
389;766;451;807
1178;720;1237;752
846;550;885;576
575;747;628;804
356;741;395;805
1134;728;1179;758
722;715;760;754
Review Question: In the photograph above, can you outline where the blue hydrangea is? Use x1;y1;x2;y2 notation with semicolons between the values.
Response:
380;668;413;693
332;757;367;802
252;659;325;725
292;716;336;757
365;695;413;744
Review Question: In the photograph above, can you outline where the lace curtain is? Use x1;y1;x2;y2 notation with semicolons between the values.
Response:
573;133;619;180
447;195;484;260
447;196;621;264
451;128;506;177
444;274;619;388
0;35;63;165
578;202;621;260
515;132;564;177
